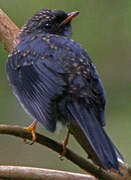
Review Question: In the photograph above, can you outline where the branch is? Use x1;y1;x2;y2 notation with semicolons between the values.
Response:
0;9;19;51
0;165;96;180
0;124;113;180
0;124;131;180
0;8;131;180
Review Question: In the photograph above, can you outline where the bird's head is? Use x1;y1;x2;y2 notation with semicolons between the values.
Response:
19;9;79;38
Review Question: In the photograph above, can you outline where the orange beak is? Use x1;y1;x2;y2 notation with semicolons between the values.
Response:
60;11;79;25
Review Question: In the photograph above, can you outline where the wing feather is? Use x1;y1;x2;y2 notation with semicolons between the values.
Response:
6;58;66;132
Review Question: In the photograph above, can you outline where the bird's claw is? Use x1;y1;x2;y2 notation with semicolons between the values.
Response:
23;120;37;145
58;153;64;161
58;131;70;160
23;138;35;145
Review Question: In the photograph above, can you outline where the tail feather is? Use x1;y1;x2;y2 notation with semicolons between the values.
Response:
102;130;124;163
67;102;122;170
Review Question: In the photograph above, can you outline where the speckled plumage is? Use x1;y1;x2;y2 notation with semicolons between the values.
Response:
6;9;123;170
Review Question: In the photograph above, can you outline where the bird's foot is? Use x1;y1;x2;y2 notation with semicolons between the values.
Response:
59;130;70;160
59;141;67;160
24;120;37;145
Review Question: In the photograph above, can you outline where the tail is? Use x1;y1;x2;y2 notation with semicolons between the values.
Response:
67;102;123;170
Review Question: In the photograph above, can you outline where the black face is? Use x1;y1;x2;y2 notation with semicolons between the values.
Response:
20;9;73;38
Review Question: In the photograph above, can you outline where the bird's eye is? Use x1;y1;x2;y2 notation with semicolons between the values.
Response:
44;23;52;29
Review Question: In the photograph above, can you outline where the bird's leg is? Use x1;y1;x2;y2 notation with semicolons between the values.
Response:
24;120;37;145
59;130;70;160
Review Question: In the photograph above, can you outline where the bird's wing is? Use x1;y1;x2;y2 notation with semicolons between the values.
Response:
64;51;106;127
6;52;66;132
66;60;121;170
84;63;106;127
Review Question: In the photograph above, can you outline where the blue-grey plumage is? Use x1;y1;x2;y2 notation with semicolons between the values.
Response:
6;8;123;170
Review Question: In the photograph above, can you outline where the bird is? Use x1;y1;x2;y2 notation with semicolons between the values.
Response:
6;8;123;170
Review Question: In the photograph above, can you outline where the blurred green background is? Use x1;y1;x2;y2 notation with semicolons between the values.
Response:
0;0;130;173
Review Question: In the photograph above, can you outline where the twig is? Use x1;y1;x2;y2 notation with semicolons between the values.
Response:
0;165;96;180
